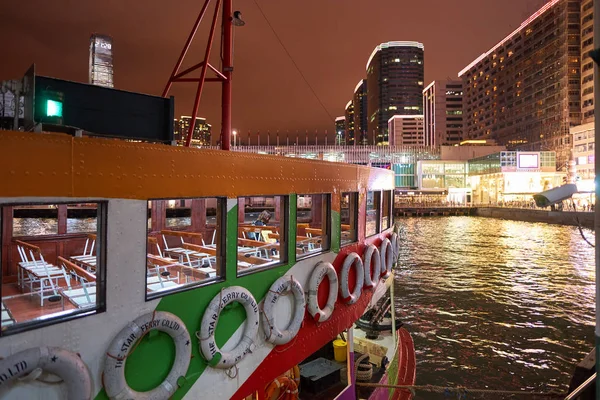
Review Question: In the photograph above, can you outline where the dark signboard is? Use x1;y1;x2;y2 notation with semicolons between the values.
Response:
32;75;174;143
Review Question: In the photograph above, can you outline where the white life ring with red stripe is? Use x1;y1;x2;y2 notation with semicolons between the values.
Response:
199;286;259;369
307;261;338;322
104;311;191;399
363;244;381;288
380;238;393;279
339;252;364;304
262;276;306;345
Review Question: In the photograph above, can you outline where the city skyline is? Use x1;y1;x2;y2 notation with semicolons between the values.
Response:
1;0;549;135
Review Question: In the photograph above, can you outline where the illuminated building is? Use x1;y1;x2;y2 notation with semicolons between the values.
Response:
352;80;368;144
580;0;594;124
335;116;346;145
344;101;355;145
468;151;562;204
366;41;425;145
177;116;211;146
571;122;594;191
89;34;114;88
388;115;424;146
423;80;464;146
459;0;582;171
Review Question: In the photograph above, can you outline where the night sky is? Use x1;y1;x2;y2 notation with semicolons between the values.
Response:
1;0;547;140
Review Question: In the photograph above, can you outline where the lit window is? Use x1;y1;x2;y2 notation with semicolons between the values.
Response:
237;196;288;276
341;193;358;245
2;202;105;335
146;197;225;299
297;194;331;258
366;191;381;237
381;191;392;231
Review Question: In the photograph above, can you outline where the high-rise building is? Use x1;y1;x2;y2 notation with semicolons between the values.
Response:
344;101;355;145
366;41;425;145
459;0;582;169
580;0;594;124
352;80;368;145
177;116;211;146
423;80;464;146
89;34;114;88
335;116;346;145
388;115;425;146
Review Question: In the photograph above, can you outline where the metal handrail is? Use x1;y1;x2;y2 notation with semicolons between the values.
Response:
564;372;596;400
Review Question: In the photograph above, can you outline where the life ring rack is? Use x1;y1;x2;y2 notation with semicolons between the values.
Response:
339;252;364;304
0;347;92;399
103;311;191;399
307;261;339;323
198;286;259;369
262;275;306;345
363;244;381;288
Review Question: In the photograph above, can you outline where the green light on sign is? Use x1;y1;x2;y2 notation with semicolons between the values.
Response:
46;99;63;117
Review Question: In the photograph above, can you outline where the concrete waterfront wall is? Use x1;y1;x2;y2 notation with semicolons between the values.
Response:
474;207;594;229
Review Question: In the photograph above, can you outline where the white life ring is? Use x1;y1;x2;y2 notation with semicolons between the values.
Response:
307;261;339;323
339;253;364;304
104;311;190;399
363;244;381;288
0;347;92;399
262;276;306;345
390;232;400;259
199;286;259;369
380;238;393;279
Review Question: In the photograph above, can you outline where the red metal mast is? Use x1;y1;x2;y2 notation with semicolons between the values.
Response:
162;0;233;150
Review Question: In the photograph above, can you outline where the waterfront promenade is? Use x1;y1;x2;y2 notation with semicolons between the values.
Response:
394;204;594;229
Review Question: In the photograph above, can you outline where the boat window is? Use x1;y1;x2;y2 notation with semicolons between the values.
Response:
366;191;381;237
146;197;225;299
381;190;393;231
0;202;106;335
237;196;288;276
297;194;331;258
341;192;358;245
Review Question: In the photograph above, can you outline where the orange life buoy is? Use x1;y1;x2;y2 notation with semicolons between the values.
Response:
264;375;298;400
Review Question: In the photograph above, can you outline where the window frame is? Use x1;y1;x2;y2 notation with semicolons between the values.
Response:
340;192;359;245
297;193;331;260
0;200;107;336
381;190;393;231
365;190;381;238
145;197;226;300
237;195;289;277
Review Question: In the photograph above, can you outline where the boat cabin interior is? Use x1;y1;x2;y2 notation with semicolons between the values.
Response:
0;190;393;336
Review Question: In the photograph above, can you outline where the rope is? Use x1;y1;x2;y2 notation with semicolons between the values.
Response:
355;382;566;398
354;353;373;382
251;0;335;122
572;201;594;247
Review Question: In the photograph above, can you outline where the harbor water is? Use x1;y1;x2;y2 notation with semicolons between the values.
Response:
394;216;595;398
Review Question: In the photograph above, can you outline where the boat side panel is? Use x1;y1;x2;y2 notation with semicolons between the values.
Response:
0;199;160;400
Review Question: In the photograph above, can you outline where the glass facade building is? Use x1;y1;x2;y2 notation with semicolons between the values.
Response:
89;34;114;88
366;42;425;145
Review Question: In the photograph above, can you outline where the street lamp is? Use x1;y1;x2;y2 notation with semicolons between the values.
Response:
232;129;237;146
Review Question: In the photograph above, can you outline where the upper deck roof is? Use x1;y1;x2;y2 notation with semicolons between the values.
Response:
0;131;394;199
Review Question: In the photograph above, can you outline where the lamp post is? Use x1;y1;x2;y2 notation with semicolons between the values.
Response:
232;129;237;147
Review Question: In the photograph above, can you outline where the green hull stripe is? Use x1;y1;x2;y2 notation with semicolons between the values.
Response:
331;210;340;253
95;195;304;399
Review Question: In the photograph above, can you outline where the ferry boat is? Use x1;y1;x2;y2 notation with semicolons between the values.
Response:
0;2;416;399
0;131;415;399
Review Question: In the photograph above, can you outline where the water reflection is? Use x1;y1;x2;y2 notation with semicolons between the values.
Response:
13;218;97;237
394;216;595;398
